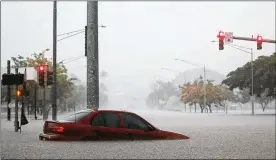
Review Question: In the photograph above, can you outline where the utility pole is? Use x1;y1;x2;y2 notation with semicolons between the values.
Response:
52;1;57;120
7;60;11;121
87;1;99;109
14;68;19;132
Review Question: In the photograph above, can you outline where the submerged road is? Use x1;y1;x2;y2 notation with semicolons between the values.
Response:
1;111;275;159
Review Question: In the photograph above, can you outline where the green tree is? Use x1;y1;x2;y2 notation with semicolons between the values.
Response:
256;88;273;112
222;52;276;98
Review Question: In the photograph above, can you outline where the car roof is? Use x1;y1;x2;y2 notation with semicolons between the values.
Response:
73;109;133;114
73;109;94;114
94;109;135;114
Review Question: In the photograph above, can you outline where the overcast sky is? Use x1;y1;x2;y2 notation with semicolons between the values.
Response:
1;1;275;102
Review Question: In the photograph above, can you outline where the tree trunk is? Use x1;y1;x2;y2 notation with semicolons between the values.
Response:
45;105;52;120
261;103;265;112
208;104;212;113
184;104;186;112
194;104;196;113
39;104;43;115
190;106;192;112
200;104;204;113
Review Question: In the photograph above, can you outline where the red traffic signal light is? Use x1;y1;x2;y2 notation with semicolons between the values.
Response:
37;65;47;86
217;31;225;40
257;35;263;42
37;65;47;72
217;31;225;50
256;35;263;50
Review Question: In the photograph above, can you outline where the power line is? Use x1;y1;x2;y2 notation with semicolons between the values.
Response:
1;30;85;69
57;31;84;42
60;55;85;62
62;57;85;64
57;29;84;37
1;56;85;68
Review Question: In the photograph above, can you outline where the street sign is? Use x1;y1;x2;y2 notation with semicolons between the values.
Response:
224;32;233;43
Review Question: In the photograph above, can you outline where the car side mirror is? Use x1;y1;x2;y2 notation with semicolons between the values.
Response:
144;125;155;132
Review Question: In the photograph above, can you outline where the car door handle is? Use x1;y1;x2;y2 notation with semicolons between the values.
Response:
125;132;131;135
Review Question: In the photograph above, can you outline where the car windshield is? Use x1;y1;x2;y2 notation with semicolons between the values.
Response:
63;111;91;122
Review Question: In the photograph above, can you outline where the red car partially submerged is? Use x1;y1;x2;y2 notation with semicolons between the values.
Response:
39;109;189;141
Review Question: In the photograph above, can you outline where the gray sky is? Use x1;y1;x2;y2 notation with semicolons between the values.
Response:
1;1;275;101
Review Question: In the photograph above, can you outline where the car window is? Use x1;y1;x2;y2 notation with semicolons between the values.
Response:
120;113;149;130
91;112;120;128
63;112;91;122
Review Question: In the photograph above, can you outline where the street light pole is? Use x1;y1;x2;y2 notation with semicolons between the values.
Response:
175;59;207;110
250;48;254;115
210;40;255;115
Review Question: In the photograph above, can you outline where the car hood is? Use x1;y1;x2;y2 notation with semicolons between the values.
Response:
158;130;189;140
57;120;77;123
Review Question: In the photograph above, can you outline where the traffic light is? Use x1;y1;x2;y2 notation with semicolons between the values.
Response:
37;65;46;86
85;25;87;56
16;90;23;97
1;73;24;85
219;40;224;50
1;74;12;85
256;35;263;50
217;31;225;50
47;71;53;86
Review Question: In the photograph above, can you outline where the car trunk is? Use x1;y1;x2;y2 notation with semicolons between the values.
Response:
43;120;66;135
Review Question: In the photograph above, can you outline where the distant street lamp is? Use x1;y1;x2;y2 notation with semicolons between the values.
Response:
210;40;255;115
175;59;207;110
99;25;106;28
41;48;50;57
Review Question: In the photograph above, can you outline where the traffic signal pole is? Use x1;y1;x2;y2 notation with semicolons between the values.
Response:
250;48;254;115
7;60;11;121
14;68;19;132
233;36;276;43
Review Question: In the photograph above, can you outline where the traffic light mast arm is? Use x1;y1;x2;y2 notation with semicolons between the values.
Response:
233;36;276;43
